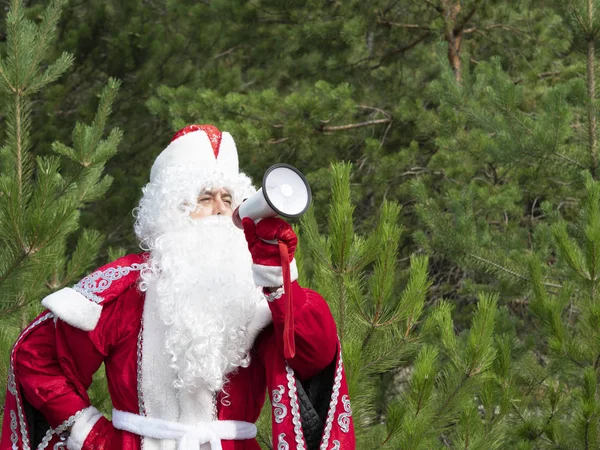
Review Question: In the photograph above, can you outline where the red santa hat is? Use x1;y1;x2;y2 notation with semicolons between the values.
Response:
150;124;240;183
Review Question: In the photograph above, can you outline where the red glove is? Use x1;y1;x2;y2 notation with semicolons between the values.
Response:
242;216;299;358
242;217;298;287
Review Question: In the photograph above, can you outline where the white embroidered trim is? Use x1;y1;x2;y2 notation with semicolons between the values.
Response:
37;408;85;449
265;287;285;302
319;350;344;450
285;364;306;450
278;433;290;450
73;263;148;303
338;395;352;433
8;312;55;450
330;441;340;450
272;385;287;424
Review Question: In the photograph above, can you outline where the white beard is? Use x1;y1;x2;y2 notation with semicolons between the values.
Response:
141;215;264;393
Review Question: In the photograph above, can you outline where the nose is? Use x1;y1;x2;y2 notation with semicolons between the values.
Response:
214;198;230;216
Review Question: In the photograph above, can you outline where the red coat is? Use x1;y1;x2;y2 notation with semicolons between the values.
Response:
1;254;355;449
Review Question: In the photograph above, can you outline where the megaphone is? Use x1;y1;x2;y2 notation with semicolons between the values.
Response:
233;163;312;229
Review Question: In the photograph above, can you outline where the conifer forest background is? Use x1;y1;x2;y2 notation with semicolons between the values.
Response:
4;0;600;448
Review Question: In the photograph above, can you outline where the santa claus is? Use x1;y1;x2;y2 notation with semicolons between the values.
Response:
0;125;355;450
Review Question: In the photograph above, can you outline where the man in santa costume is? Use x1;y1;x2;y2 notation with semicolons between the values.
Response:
0;125;355;450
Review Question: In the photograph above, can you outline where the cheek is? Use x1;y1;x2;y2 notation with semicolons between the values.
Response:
190;204;211;219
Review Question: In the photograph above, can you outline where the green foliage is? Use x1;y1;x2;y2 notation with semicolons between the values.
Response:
4;0;600;448
411;1;600;447
0;0;120;416
294;163;504;448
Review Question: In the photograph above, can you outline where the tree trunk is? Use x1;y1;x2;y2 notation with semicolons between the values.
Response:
442;0;463;83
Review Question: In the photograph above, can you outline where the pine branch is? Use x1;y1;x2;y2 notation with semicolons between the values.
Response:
320;118;391;131
468;254;562;289
0;251;27;288
566;0;590;34
453;0;483;35
377;19;431;30
424;0;443;13
373;33;431;68
267;137;289;144
436;373;469;420
464;24;528;36
553;152;586;170
587;0;598;179
0;64;14;92
15;95;22;198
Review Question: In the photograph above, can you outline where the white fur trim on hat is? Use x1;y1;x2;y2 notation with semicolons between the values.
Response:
66;406;103;450
216;132;240;177
251;259;298;288
150;128;239;183
41;287;102;331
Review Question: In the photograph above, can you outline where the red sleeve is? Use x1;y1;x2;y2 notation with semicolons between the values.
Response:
16;296;122;430
267;281;337;380
15;319;101;429
80;417;124;448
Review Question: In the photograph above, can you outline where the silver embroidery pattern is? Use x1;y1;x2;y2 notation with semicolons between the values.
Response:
330;441;341;450
73;263;148;303
37;408;85;450
285;364;306;450
10;410;18;450
137;318;146;416
319;351;344;450
8;312;55;450
212;392;219;420
265;287;285;302
338;395;352;433
51;433;68;449
277;433;290;450
272;385;287;424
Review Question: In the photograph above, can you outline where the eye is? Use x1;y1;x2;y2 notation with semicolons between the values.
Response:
199;196;212;203
223;198;232;205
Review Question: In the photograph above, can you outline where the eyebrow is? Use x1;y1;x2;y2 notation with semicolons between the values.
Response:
200;190;232;198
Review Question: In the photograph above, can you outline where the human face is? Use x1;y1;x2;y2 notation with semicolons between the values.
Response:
189;188;234;219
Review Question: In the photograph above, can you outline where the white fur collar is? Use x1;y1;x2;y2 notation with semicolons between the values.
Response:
243;297;273;351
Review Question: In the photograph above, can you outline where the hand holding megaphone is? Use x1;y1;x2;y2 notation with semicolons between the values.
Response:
234;163;311;360
232;163;312;229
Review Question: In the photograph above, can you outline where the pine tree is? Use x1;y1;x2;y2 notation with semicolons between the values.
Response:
0;0;121;417
412;0;599;308
413;0;600;447
257;162;505;449
3;0;563;254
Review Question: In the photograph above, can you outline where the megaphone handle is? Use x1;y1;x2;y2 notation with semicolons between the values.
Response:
278;240;296;359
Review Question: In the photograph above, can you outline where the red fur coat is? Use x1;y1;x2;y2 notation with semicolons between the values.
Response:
1;254;355;450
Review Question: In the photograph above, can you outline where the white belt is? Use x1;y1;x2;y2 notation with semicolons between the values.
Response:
112;409;257;450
